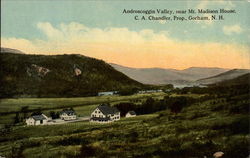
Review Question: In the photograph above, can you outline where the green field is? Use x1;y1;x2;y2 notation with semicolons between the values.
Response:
0;92;166;113
0;92;166;127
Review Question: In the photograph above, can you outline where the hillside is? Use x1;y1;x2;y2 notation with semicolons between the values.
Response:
0;85;248;158
0;53;143;98
209;73;250;87
197;69;250;85
110;63;228;85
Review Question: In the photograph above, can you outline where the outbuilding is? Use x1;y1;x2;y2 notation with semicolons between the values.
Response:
125;111;136;117
26;114;50;125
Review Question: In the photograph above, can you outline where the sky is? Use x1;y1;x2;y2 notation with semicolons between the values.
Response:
1;0;250;69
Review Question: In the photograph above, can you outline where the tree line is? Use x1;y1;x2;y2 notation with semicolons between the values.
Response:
114;96;204;116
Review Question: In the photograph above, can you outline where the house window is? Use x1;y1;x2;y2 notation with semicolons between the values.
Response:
40;120;43;124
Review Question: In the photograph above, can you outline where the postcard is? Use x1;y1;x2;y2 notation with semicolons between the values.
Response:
0;0;249;158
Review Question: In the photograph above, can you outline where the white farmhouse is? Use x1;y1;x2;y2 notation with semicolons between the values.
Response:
90;104;120;123
26;114;50;125
125;111;136;118
60;109;77;121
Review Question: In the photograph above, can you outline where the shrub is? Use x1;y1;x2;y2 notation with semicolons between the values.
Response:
79;144;106;158
223;136;249;158
229;117;249;134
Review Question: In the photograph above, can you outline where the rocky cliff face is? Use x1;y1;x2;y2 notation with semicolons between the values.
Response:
27;64;51;77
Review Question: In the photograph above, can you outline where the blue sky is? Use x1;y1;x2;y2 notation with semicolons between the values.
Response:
1;0;250;69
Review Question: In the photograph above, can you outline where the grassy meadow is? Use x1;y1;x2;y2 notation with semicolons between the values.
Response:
0;92;166;127
0;92;166;112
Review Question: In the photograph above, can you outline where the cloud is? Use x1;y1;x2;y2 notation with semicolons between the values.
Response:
1;22;250;69
1;38;39;53
223;24;243;35
37;22;63;40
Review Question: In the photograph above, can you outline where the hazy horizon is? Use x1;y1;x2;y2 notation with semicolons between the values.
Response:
1;46;247;70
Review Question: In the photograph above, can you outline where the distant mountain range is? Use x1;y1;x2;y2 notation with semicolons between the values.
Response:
110;63;231;85
0;49;143;98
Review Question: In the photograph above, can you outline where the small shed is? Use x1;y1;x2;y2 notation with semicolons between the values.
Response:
125;111;136;117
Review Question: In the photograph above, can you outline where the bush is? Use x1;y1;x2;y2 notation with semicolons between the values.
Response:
223;136;249;158
229;117;249;134
79;144;106;158
114;102;136;116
